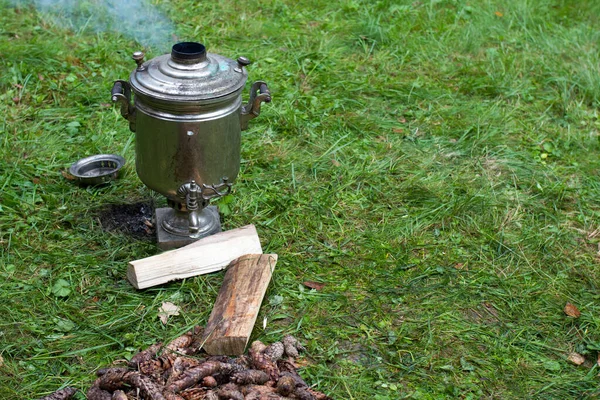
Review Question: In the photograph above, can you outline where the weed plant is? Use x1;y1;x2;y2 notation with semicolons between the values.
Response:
1;0;600;398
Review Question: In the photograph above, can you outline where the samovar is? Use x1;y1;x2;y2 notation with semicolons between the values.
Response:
111;42;270;249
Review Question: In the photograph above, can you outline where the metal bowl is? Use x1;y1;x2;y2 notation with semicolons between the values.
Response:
69;154;126;185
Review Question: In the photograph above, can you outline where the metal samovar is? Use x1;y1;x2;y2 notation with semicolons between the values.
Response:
111;42;270;249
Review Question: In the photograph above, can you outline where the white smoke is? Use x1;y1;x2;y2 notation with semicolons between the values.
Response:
9;0;176;50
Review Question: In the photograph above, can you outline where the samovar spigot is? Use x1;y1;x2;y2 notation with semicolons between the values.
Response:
176;178;232;236
185;180;201;234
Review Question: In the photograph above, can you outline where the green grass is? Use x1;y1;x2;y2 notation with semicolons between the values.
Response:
2;0;600;398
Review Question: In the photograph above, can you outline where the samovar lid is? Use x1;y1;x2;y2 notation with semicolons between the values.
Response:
129;42;248;103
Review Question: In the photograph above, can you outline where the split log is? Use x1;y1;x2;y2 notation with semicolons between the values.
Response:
127;225;263;289
201;254;278;355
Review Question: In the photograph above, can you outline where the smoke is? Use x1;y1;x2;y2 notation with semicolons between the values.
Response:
9;0;176;50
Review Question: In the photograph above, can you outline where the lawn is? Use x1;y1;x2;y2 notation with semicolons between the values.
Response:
2;0;600;398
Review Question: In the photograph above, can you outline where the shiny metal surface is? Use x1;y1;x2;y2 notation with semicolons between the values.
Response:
69;154;125;185
134;102;241;201
129;49;247;102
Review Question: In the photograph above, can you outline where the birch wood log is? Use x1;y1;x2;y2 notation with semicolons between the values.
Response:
201;254;278;355
127;225;263;289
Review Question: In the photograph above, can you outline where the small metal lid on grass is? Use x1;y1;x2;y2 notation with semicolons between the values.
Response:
69;154;125;185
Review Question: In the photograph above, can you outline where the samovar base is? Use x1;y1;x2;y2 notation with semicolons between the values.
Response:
155;205;221;250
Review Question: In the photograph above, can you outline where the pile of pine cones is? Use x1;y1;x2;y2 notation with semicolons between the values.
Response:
39;327;331;400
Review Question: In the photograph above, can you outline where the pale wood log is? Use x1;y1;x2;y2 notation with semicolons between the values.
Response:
201;254;278;355
127;225;262;289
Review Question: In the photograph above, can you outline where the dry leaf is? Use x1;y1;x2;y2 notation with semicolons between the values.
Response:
158;302;180;324
303;281;325;291
61;169;75;181
564;302;581;318
494;11;503;17
568;352;585;365
331;158;341;167
294;358;312;368
392;127;404;133
0;354;3;368
597;352;600;367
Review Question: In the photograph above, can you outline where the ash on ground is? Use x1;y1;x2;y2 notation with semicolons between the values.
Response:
98;202;155;240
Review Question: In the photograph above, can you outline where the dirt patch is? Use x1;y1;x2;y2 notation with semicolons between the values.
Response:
98;202;155;240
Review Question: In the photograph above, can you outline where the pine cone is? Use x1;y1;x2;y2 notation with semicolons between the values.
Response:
276;375;296;396
201;376;218;388
282;335;300;358
204;391;219;400
295;387;317;400
216;383;244;400
166;332;194;353
125;371;167;400
38;387;78;400
263;341;285;361
179;388;208;400
128;342;163;369
250;344;280;382
250;340;267;354
86;385;112;400
166;361;232;393
230;369;269;385
96;369;130;392
163;391;186;400
111;390;128;400
96;367;129;377
307;388;333;400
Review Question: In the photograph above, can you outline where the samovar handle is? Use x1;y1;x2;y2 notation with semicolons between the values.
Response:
240;80;271;131
111;80;136;132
